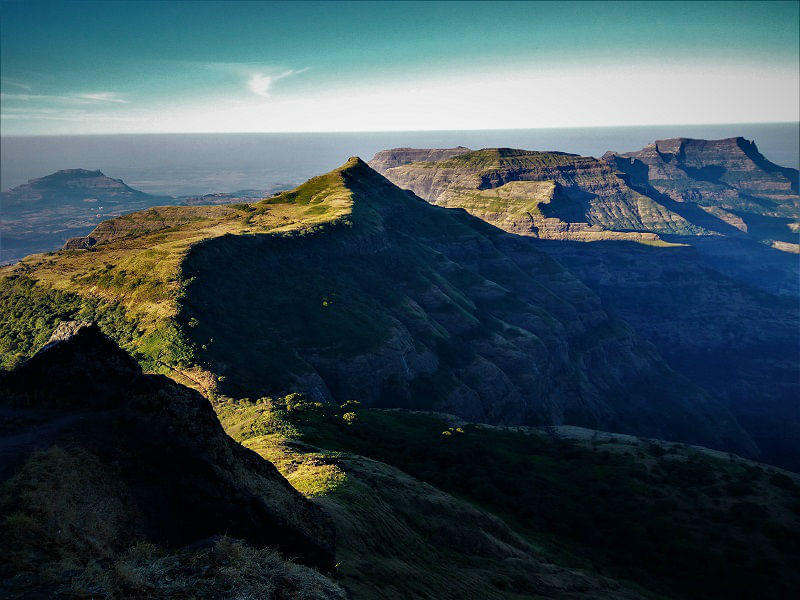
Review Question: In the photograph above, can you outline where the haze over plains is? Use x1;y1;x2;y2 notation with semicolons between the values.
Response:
1;0;798;135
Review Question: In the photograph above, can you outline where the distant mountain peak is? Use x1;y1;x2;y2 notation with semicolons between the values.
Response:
2;168;153;202
49;168;106;177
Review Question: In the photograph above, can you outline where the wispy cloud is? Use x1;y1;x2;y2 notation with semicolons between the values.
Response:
0;91;127;103
76;92;127;103
0;78;32;91
246;68;308;98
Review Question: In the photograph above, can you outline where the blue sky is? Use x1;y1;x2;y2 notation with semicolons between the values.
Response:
1;1;798;134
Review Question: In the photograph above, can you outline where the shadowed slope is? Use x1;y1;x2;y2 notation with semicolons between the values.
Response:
370;141;800;469
180;158;753;455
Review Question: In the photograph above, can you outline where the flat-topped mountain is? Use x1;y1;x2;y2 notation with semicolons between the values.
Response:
368;146;471;171
370;146;708;246
370;140;800;470
0;158;754;457
1;169;173;265
606;136;798;199
2;169;152;206
369;139;799;250
605;137;799;245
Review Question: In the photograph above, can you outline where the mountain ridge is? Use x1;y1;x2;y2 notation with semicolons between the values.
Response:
1;157;756;458
368;138;800;469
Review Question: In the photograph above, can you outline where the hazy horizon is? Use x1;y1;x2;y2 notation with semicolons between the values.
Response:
3;122;797;196
1;119;797;138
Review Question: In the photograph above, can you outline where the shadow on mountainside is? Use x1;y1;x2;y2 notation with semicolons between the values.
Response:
532;236;800;471
0;323;336;572
178;158;755;460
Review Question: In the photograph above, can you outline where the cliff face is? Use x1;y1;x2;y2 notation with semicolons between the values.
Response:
606;137;798;206
0;322;337;572
369;147;704;239
370;140;799;252
369;140;800;470
605;137;799;255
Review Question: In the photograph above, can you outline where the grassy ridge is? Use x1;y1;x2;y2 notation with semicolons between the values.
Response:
0;165;355;381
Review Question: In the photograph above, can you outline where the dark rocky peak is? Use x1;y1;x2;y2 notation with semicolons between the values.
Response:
1;321;142;410
0;322;337;570
615;136;791;170
607;137;799;194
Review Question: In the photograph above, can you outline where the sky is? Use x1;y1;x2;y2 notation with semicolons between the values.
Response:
1;0;798;135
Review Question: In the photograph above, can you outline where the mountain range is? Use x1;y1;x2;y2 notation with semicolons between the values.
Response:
1;136;799;598
369;138;800;469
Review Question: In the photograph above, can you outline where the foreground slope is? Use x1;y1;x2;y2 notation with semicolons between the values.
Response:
370;141;800;469
1;321;797;599
0;323;655;599
0;323;341;598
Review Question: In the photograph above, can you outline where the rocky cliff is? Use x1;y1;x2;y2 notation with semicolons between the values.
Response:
369;140;800;469
369;147;704;239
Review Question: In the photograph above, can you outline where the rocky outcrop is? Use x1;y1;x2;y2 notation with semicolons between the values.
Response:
0;322;336;572
62;235;96;250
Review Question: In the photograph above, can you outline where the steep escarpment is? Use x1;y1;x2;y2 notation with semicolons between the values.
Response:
178;158;752;454
606;137;798;209
0;323;337;583
369;147;702;239
536;238;800;470
370;141;800;469
604;136;799;258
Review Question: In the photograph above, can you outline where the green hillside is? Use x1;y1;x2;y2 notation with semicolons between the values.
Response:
217;395;800;600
